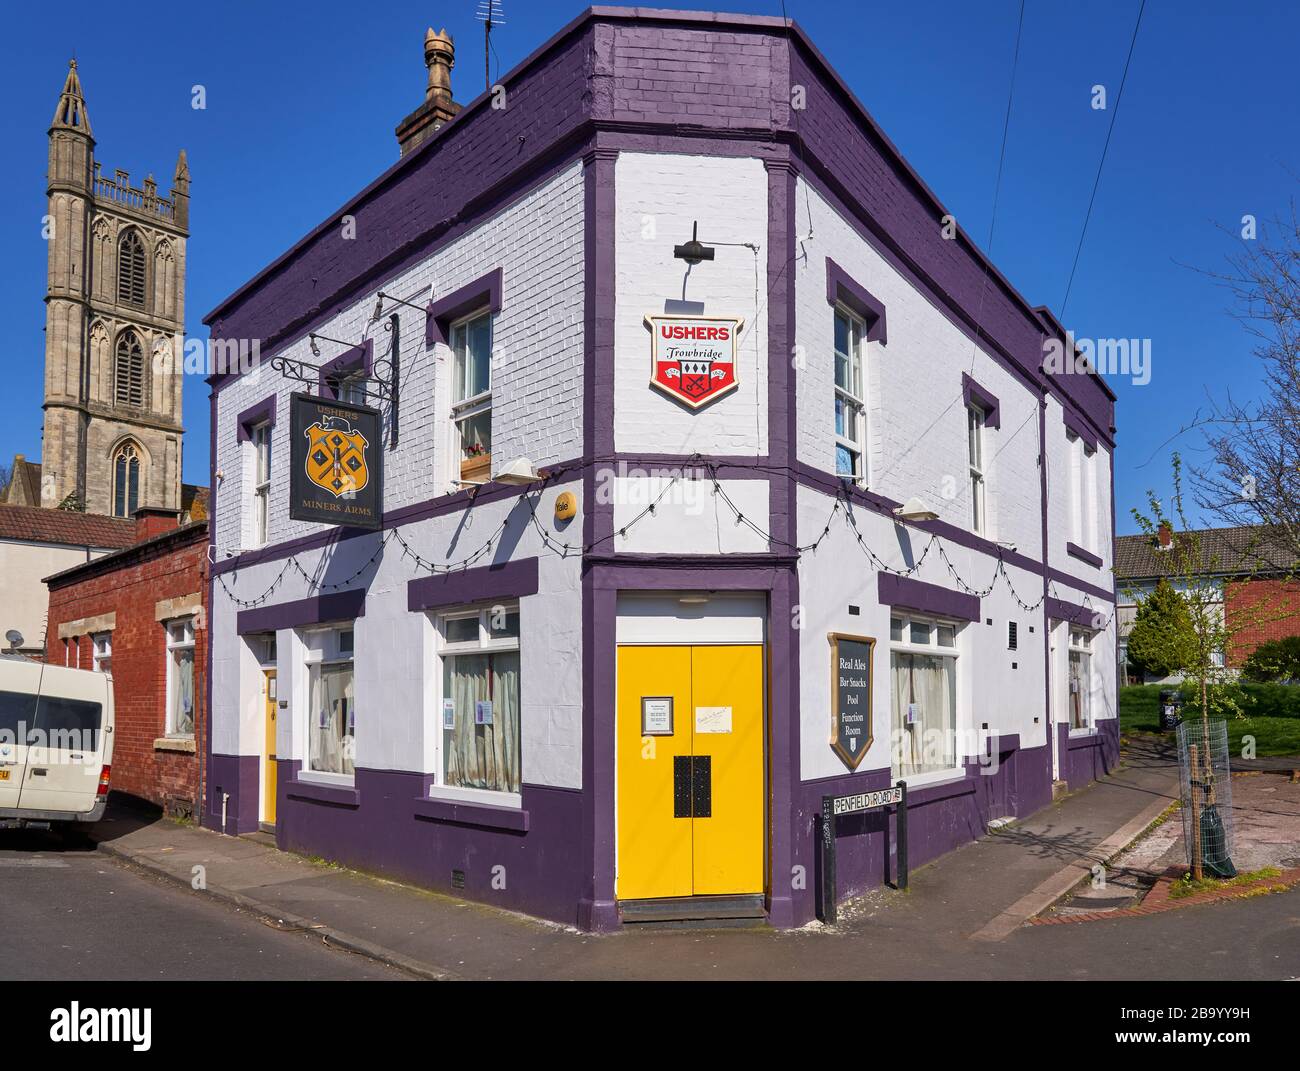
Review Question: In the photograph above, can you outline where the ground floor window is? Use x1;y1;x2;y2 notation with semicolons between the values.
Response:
307;626;355;777
165;619;195;736
1069;627;1093;730
92;632;112;676
437;604;520;795
889;613;958;778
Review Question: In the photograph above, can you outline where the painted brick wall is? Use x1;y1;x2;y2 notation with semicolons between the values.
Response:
613;152;769;456
1226;577;1300;665
44;532;207;812
212;162;585;555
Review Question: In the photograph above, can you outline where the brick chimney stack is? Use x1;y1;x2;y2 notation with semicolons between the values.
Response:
395;27;461;157
1157;522;1173;549
134;506;181;543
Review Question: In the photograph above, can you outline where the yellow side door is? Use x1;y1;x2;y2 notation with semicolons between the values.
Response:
264;670;277;825
689;645;765;896
615;646;693;901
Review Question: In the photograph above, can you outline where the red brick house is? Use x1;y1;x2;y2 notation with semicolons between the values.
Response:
43;508;209;816
1115;524;1300;678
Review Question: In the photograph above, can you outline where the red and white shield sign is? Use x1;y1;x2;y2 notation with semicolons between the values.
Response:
646;315;744;410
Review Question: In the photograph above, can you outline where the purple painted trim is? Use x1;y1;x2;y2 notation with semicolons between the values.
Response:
204;389;219;833
407;557;539;612
1046;595;1100;627
1037;395;1056;788
285;777;361;808
235;394;277;442
425;268;503;347
961;372;1001;430
1066;541;1103;569
318;338;374;398
203;753;259;835
877;572;980;623
825;258;887;343
1063;408;1099;452
413;794;529;832
210;461;581;578
793;461;1043;576
236;589;366;634
1047;567;1115;604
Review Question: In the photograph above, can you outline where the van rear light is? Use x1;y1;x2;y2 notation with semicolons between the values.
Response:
97;765;111;796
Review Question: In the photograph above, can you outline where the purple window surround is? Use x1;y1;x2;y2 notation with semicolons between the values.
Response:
960;373;1001;430
1066;541;1103;569
426;268;503;347
413;794;529;832
236;588;366;635
318;338;374;398
825;258;887;343
407;557;539;612
1046;595;1098;628
877;573;979;623
236;395;277;443
1063;408;1099;452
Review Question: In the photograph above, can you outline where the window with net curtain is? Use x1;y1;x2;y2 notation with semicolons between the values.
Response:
308;628;355;777
1069;627;1093;730
166;619;195;736
439;604;520;795
890;614;959;778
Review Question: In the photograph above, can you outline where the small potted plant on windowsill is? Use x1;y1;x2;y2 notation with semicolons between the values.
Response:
460;441;491;483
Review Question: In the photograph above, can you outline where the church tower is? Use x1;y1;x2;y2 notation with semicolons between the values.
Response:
41;60;189;516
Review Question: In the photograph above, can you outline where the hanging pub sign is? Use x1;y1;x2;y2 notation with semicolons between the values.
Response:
645;314;744;410
828;632;875;770
289;392;383;529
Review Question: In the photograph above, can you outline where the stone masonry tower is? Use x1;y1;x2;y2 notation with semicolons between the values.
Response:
42;60;189;516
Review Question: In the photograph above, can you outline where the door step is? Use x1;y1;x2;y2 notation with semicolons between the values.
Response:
619;894;767;925
241;830;277;848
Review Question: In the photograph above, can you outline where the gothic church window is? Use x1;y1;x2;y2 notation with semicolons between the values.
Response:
115;329;145;407
118;228;146;306
113;441;142;518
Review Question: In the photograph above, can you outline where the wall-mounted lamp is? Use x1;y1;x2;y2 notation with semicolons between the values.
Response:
308;332;353;359
893;496;940;523
673;221;716;266
371;286;433;324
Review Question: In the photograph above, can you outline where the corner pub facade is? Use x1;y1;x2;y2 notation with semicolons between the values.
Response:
204;7;1117;930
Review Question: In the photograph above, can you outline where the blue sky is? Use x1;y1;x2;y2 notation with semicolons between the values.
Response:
0;1;1294;533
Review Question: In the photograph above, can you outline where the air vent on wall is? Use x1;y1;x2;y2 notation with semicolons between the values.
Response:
1008;621;1018;651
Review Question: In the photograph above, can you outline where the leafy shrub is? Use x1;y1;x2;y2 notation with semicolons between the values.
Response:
1240;636;1300;683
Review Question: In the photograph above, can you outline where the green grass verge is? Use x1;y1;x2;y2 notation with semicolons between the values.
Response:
1168;866;1283;900
1120;684;1300;757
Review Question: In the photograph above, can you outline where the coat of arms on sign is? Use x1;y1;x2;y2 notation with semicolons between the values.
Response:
646;314;744;410
304;417;371;498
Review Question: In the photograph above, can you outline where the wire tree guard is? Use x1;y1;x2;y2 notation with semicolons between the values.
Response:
1176;717;1237;880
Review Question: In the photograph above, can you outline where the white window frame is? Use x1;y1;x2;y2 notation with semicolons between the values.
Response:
301;624;357;786
91;631;113;676
967;403;987;535
251;421;272;547
1068;626;1094;733
336;372;367;407
164;617;197;737
450;309;493;485
429;602;522;807
833;305;867;484
888;612;962;786
1068;432;1095;552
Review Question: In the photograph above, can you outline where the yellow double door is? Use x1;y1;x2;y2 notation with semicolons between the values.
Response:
616;644;765;901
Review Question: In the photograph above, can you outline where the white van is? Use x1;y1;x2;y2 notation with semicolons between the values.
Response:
0;654;113;829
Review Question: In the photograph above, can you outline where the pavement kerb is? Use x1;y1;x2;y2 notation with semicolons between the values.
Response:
94;838;460;982
968;791;1180;942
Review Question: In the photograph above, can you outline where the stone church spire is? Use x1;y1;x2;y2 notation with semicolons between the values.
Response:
50;59;93;138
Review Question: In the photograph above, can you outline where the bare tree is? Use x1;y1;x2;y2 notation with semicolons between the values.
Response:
1195;203;1300;563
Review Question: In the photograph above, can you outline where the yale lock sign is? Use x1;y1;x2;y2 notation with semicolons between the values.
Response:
829;633;875;770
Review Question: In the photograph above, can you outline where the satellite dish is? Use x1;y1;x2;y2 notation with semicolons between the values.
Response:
4;630;24;650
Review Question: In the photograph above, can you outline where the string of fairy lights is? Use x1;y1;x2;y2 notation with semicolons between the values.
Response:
213;455;1116;630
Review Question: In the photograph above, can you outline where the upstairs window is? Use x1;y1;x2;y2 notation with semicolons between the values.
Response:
115;329;145;407
1068;432;1096;552
833;307;866;482
118;229;147;307
451;310;493;484
967;403;987;534
91;632;112;676
251;422;272;546
112;441;141;518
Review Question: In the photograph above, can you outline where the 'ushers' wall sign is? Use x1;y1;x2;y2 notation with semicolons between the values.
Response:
646;314;744;410
290;392;384;529
828;632;875;770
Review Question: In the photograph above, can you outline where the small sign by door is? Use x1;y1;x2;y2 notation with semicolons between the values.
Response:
828;633;875;770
